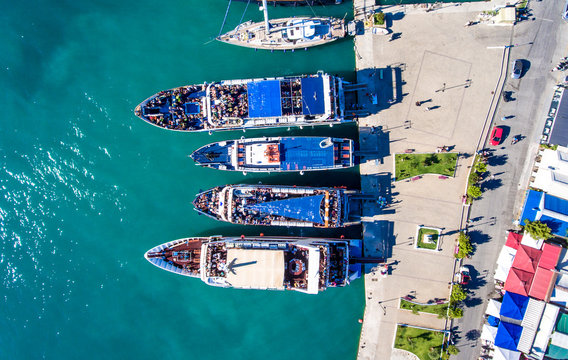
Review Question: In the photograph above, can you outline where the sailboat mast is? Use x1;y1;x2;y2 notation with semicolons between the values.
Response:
262;0;270;35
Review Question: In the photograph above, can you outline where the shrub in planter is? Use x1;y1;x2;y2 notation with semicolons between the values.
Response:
373;12;385;26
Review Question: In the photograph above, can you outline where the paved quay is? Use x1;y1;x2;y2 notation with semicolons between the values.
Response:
351;1;515;359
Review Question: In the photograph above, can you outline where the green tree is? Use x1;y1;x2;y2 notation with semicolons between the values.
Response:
448;306;463;319
468;172;480;184
450;284;467;304
447;345;460;355
523;219;552;240
475;161;487;173
467;185;482;199
455;232;473;259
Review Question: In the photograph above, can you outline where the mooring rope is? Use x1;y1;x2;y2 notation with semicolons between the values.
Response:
217;0;233;37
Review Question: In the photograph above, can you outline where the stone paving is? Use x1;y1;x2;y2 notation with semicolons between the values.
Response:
352;1;513;359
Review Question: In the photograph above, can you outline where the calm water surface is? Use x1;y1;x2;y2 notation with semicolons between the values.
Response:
1;1;364;359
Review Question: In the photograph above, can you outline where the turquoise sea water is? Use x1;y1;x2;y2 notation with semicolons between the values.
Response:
1;1;364;359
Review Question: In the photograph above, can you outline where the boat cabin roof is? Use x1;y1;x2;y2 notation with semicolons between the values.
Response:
286;19;318;40
225;248;285;290
247;76;325;118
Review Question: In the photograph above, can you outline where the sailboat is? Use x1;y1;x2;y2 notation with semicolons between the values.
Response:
233;0;343;6
217;0;346;51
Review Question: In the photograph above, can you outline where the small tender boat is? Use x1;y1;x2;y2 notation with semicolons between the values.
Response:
193;184;362;228
190;136;355;173
144;235;362;294
133;73;348;132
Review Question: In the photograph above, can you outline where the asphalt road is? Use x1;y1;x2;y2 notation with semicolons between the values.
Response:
454;2;568;359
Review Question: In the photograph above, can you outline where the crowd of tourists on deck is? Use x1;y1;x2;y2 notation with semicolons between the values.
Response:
317;245;329;289
318;190;340;227
280;79;304;116
328;243;347;286
193;187;222;217
206;243;227;278
139;85;206;131
209;84;248;126
284;245;309;290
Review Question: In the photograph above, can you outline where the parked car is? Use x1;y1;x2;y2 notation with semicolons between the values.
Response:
511;59;523;79
490;126;503;146
457;266;471;285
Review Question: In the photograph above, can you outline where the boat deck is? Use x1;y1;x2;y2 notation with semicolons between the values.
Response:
145;238;203;276
193;185;347;227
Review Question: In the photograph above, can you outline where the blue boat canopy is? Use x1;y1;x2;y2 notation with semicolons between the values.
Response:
244;194;325;224
247;80;282;118
247;76;326;119
184;103;201;114
280;137;335;170
301;76;325;115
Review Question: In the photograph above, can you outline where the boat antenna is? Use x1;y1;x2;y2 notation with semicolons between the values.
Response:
305;0;318;17
261;0;271;35
217;0;233;37
237;0;252;28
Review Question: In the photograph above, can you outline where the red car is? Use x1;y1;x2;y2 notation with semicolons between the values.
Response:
457;266;471;285
490;126;503;146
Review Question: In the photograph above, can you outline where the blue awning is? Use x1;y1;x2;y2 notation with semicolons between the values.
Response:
487;315;500;327
494;321;523;351
520;190;542;224
244;194;325;224
520;190;568;236
247;80;282;118
280;137;334;170
301;76;325;115
540;215;568;238
545;193;568;216
499;292;529;321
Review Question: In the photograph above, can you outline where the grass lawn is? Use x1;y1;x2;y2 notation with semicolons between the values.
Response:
394;325;445;360
417;227;440;250
400;299;448;317
395;153;457;181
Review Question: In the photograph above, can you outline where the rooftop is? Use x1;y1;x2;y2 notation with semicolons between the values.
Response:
531;146;568;199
